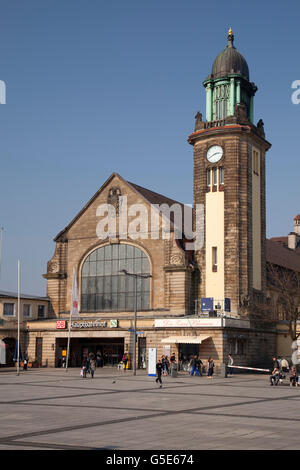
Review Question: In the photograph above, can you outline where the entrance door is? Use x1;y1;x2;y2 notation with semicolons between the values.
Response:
138;337;146;369
179;344;199;371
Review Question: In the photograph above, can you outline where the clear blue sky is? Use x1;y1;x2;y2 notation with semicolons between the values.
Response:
0;0;299;295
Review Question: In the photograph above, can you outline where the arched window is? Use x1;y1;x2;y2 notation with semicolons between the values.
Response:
81;244;150;312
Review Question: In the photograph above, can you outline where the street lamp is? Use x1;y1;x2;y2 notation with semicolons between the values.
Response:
120;269;152;376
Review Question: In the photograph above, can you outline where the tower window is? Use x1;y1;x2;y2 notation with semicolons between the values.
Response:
219;167;224;185
206;169;211;187
214;84;229;120
213;168;218;185
212;247;218;272
253;150;259;175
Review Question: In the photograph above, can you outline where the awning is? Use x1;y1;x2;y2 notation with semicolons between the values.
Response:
161;335;211;344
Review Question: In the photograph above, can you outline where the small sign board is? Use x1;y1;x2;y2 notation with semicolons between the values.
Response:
148;348;157;377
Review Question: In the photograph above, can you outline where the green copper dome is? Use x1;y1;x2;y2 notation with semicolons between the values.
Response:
203;29;256;123
211;29;249;80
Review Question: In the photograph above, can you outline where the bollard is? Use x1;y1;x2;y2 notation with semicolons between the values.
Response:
220;363;227;378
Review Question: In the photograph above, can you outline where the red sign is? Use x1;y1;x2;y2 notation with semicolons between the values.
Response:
56;320;66;329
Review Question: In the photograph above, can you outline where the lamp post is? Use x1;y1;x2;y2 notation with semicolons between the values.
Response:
120;269;152;376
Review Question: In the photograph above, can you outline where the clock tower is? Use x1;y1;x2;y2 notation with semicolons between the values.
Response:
188;29;271;320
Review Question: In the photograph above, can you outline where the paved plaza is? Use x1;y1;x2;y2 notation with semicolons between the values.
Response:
0;367;300;450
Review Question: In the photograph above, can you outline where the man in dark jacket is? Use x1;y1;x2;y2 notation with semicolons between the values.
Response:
196;356;203;376
272;357;280;370
190;355;197;376
156;359;163;388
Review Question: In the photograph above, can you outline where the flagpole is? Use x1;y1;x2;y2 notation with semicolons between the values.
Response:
66;268;79;372
65;308;72;372
17;259;20;376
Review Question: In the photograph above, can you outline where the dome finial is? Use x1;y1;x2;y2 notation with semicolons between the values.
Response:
227;27;234;47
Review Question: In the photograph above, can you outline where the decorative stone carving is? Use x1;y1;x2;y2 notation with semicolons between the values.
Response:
107;186;122;216
256;119;265;138
48;260;59;273
240;293;250;308
170;253;185;266
194;111;205;131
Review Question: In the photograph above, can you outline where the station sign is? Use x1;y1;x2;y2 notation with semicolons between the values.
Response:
56;320;66;329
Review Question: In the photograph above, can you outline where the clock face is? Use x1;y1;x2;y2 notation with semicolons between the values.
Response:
206;145;223;163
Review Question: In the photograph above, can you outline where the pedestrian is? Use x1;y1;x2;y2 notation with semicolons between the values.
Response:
96;351;102;367
189;355;197;376
281;357;289;373
227;354;234;376
122;352;128;371
170;352;176;364
269;367;280;386
165;356;170;374
90;356;97;379
207;357;214;378
289;366;298;387
86;353;93;375
81;357;88;378
23;353;28;371
272;356;280;370
156;359;163;388
196;356;203;376
161;355;167;376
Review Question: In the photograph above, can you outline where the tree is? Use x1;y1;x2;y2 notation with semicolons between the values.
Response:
267;262;300;368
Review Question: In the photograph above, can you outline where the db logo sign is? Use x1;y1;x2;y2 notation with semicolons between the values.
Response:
56;320;66;329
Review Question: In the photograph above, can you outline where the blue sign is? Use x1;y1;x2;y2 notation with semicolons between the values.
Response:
224;298;231;312
201;297;213;312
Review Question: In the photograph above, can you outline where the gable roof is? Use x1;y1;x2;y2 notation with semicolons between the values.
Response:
54;173;189;242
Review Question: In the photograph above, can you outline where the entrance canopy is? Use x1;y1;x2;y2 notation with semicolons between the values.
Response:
161;335;211;344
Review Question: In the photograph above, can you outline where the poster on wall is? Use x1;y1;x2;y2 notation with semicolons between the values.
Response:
148;348;157;376
163;345;171;358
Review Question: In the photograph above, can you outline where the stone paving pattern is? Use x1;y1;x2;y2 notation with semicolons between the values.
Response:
0;368;300;450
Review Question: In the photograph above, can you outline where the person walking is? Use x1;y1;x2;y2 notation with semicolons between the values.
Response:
90;356;97;379
207;357;215;379
227;354;234;376
189;355;197;376
81;357;88;378
156;359;163;388
161;355;168;376
122;352;128;371
196;356;203;376
23;353;28;371
170;352;176;365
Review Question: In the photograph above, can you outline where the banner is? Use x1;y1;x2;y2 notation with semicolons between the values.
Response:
71;268;80;317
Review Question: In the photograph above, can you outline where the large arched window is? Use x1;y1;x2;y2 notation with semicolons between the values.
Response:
81;244;150;312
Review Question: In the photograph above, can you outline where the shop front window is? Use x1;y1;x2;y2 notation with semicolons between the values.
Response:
81;244;150;312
